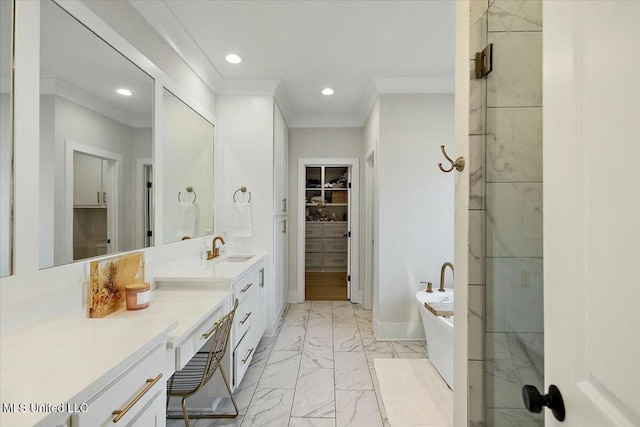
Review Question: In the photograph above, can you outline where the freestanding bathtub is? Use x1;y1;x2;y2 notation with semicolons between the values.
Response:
416;289;454;389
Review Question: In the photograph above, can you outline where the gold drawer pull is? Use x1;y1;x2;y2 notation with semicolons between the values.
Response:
112;373;162;423
202;323;217;339
241;347;255;364
241;283;253;293
240;312;252;325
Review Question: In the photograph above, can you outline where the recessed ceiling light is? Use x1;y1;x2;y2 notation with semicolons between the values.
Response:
116;88;132;96
322;88;334;96
225;53;242;64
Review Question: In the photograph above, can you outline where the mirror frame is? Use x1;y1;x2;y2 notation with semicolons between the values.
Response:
0;0;15;277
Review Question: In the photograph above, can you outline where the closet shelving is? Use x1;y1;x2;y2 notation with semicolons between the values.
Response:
305;166;349;272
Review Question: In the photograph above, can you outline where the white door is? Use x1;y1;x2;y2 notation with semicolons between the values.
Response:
346;166;352;300
544;1;639;426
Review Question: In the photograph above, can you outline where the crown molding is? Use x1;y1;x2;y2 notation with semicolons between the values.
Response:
128;0;222;93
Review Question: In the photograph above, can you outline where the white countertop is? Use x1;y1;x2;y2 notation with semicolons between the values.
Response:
108;289;231;348
154;253;266;288
0;317;176;427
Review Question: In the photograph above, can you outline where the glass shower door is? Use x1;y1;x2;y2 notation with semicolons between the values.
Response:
474;1;544;425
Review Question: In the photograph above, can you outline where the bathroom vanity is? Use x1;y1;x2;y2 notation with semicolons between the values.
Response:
0;254;267;426
154;254;268;389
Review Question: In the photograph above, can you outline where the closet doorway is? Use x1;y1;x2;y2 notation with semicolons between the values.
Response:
297;158;359;303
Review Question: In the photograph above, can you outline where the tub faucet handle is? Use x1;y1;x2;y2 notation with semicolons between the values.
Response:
420;281;433;293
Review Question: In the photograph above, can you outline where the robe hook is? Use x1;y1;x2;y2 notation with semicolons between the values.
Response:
438;145;465;172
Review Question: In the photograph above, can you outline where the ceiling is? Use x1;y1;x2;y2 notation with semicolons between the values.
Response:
130;0;455;127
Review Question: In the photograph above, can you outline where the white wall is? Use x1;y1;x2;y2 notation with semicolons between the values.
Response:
215;96;274;256
287;127;365;299
374;93;455;340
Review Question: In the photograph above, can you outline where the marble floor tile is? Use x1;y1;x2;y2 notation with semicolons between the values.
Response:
251;336;276;367
332;316;358;328
273;326;306;351
396;352;428;359
258;351;301;389
194;416;244;427
364;350;398;365
391;341;427;354
335;390;383;427
301;337;334;369
357;325;375;340
331;301;352;309
216;366;263;415
356;316;372;328
333;327;363;352
332;305;355;318
369;366;387;419
309;304;333;319
243;388;295;427
291;368;335;418
362;339;395;355
289;302;312;311
306;317;333;338
283;310;309;328
289;417;336;427
334;351;374;390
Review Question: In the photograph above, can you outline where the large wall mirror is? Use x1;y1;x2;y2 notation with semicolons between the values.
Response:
39;0;154;269
162;89;214;243
1;0;14;277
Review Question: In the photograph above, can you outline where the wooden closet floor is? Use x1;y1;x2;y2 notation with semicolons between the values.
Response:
305;272;348;301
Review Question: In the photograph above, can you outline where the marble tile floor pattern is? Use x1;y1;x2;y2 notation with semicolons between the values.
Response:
167;301;429;427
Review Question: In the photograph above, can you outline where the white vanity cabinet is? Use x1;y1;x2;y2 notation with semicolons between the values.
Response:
230;258;266;387
71;343;167;427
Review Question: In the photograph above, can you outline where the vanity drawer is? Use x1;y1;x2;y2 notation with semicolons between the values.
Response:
175;304;226;371
323;253;348;267
234;270;256;305
305;252;323;268
72;343;165;427
306;238;322;252
234;296;254;347
233;332;255;387
323;222;347;237
323;238;347;252
305;223;323;237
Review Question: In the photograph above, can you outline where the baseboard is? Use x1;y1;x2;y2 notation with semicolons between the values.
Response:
373;318;426;341
287;289;304;303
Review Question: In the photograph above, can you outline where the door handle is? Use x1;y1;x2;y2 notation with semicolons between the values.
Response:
522;384;565;421
97;191;100;204
282;219;287;234
282;198;287;213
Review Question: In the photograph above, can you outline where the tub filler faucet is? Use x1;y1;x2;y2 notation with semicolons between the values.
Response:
439;262;454;292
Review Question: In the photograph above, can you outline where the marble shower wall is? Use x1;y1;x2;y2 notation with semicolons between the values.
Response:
468;1;543;426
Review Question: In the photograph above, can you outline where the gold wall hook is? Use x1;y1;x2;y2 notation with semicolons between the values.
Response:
438;145;465;172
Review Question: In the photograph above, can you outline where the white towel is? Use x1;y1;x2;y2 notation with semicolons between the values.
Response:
233;201;251;237
176;202;196;238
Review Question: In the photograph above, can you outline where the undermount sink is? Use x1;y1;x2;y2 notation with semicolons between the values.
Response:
222;255;253;263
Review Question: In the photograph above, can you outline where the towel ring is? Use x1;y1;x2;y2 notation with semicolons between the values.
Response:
178;186;197;203
233;186;252;203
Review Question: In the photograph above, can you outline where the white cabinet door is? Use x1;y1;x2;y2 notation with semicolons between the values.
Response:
73;152;103;206
273;104;288;215
544;1;640;425
273;217;288;322
127;390;165;427
254;262;267;341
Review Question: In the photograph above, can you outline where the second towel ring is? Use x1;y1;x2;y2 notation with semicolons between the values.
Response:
233;186;252;203
178;186;197;203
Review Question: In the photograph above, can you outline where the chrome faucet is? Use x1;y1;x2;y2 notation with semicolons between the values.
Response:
207;236;226;260
439;262;454;292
